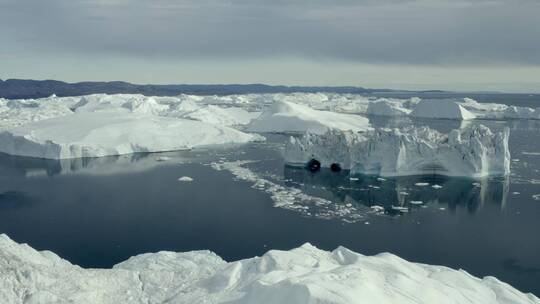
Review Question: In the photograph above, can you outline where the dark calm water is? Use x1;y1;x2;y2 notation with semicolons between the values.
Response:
1;103;540;296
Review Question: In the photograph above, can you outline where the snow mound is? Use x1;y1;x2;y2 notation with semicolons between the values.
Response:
284;124;510;177
411;99;476;120
366;100;411;117
0;112;262;159
0;234;537;304
246;101;371;134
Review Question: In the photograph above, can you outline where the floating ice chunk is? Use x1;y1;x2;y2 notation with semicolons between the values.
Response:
415;182;430;187
432;184;443;189
410;200;424;205
370;205;385;212
178;176;194;182
156;156;172;162
246;100;371;134
532;194;540;201
284;124;510;178
391;206;409;213
411;99;476;120
522;151;540;156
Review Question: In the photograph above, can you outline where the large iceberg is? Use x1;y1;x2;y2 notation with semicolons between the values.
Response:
459;98;540;120
284;124;510;177
0;112;262;159
0;234;537;304
246;100;371;134
366;100;411;117
411;99;476;120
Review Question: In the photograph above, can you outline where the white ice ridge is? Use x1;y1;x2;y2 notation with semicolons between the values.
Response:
284;124;510;178
0;112;263;159
246;100;371;134
0;234;537;304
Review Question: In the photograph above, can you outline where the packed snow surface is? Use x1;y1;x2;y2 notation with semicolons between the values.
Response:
0;234;537;304
0;112;262;159
246;100;371;134
284;124;510;177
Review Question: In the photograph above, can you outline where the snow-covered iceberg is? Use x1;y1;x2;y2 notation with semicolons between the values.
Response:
459;98;540;120
284;124;510;177
411;99;476;120
366;100;411;117
246;100;371;134
72;94;259;126
0;234;537;304
0;112;263;159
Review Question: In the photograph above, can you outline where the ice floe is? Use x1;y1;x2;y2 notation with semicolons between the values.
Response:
284;124;510;177
1;234;537;304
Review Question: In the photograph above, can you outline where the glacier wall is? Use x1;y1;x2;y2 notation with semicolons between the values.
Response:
284;124;510;178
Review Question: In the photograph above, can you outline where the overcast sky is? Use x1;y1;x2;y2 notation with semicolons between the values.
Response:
1;0;539;92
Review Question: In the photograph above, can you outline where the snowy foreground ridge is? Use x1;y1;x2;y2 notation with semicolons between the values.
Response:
285;124;510;177
1;235;537;304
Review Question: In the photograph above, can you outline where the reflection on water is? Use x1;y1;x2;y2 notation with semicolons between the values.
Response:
0;152;163;177
283;166;510;216
0;149;224;178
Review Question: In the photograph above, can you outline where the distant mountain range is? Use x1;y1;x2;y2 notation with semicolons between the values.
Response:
0;79;408;99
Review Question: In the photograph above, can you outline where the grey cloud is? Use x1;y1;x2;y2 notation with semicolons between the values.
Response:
1;0;539;65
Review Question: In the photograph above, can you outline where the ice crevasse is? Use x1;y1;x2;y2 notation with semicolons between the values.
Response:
284;124;510;178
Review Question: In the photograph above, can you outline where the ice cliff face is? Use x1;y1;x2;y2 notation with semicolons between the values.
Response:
0;234;537;304
284;124;510;178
